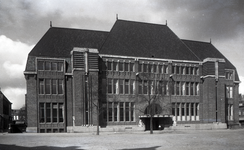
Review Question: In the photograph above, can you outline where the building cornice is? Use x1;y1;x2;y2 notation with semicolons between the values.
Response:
99;54;202;64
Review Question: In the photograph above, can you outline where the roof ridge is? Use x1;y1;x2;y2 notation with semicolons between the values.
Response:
50;26;109;33
182;39;211;44
117;19;167;27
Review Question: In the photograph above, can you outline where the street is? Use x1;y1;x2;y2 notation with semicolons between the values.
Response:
0;129;244;150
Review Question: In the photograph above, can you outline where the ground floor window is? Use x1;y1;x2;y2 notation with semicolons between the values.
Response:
39;102;64;123
103;102;135;122
227;104;233;121
172;102;199;121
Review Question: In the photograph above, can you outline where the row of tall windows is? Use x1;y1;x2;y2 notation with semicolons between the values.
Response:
39;79;64;95
138;80;169;95
172;65;199;75
103;102;135;122
107;79;135;95
38;60;64;71
227;104;233;120
138;63;168;74
107;61;135;72
172;103;199;121
39;103;64;123
226;86;233;98
172;82;199;96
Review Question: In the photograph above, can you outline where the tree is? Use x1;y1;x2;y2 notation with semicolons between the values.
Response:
136;72;172;134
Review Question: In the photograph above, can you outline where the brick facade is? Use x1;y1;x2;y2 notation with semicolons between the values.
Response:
24;20;240;132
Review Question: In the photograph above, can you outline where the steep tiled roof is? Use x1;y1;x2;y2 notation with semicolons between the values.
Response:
182;39;239;81
29;27;109;58
100;20;200;61
182;40;235;69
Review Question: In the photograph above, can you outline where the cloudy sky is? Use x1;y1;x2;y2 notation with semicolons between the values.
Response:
0;0;243;109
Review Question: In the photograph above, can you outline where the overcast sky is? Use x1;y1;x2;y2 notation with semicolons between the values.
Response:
0;0;243;109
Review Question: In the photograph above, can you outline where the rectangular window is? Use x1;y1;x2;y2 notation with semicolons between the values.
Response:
130;80;135;95
186;82;189;95
230;87;233;98
131;103;135;121
45;79;51;94
46;103;51;122
176;66;180;74
176;82;180;95
51;62;57;71
181;82;185;96
114;102;118;122
164;81;169;95
181;67;185;75
164;66;168;74
148;64;152;73
138;80;143;94
158;65;162;74
176;103;180;116
181;103;185;117
172;103;175;116
59;103;64;122
196;83;199;95
171;81;175;95
190;67;194;75
125;79;129;94
38;61;45;70
52;103;58;122
119;79;124;94
107;62;112;71
58;79;63;94
130;63;134;72
52;79;57;94
172;66;175;74
39;103;45;123
196;67;199;75
186;66;189;75
153;64;157;73
143;64;148;73
45;61;51;70
57;62;64;71
108;79;112;94
113;62;118;71
186;103;190;116
149;81;154;95
125;63;129;72
125;102;130;121
190;82;194;95
119;62;123;71
120;103;124;121
191;103;194;119
39;79;44;94
226;86;233;98
138;64;142;72
114;79;119;94
143;80;148;94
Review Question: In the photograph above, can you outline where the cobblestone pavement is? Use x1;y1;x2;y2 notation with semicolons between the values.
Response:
0;129;244;150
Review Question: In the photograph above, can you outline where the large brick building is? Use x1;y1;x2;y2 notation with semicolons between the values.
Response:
24;19;240;133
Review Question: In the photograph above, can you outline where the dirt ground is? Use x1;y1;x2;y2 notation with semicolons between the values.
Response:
0;129;244;150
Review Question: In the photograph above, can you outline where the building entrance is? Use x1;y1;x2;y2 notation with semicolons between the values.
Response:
141;117;173;130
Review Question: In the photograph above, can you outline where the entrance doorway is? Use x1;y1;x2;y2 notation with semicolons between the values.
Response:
141;117;173;130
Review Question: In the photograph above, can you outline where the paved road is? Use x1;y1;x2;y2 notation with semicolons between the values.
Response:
0;129;244;150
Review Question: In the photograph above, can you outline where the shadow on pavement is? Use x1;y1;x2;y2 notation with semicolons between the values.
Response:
0;144;83;150
120;146;161;150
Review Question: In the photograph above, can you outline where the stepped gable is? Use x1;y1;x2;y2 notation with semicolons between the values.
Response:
100;19;200;61
29;27;109;58
182;39;239;81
